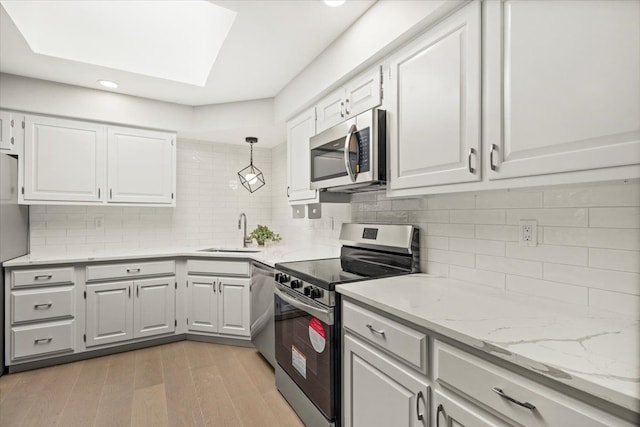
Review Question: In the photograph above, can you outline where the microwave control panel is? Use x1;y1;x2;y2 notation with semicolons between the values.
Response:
356;128;370;172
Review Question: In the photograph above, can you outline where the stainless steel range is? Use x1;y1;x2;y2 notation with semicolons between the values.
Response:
274;223;419;427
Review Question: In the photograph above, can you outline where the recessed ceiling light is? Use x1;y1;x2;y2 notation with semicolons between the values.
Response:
324;0;346;7
2;1;236;87
98;80;118;89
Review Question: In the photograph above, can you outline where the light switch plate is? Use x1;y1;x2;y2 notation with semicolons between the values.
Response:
307;203;322;219
291;206;305;219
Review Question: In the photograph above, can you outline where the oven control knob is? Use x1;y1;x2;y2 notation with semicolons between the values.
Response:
310;288;323;299
276;273;290;284
303;286;312;296
291;279;303;289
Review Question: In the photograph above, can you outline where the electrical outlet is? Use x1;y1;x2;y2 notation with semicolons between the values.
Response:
94;216;104;230
519;220;537;246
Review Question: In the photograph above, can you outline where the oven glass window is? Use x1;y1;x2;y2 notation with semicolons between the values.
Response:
274;294;335;420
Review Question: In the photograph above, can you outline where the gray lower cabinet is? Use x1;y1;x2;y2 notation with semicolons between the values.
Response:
342;298;635;427
343;332;429;427
433;390;507;427
85;276;175;347
6;266;77;362
185;259;251;338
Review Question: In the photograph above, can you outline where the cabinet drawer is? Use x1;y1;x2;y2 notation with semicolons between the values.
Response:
12;267;74;288
11;320;75;360
86;260;175;281
11;286;74;323
435;341;630;427
343;300;427;373
187;259;249;276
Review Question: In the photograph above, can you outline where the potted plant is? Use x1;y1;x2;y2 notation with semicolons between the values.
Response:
249;225;282;247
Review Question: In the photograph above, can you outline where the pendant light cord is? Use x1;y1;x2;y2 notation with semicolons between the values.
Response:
249;141;254;173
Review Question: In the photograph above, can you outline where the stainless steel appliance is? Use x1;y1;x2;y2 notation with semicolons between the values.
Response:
250;261;276;368
310;108;386;193
274;223;419;427
0;154;29;376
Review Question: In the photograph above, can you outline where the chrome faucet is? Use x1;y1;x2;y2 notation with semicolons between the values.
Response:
238;213;252;248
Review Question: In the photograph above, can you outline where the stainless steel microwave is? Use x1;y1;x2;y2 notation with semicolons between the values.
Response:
310;108;386;192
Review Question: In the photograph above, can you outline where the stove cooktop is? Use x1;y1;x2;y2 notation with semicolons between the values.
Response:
275;257;410;290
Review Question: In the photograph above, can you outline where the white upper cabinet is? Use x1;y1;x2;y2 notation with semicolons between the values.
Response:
386;1;481;193
0;110;23;155
21;114;176;205
287;107;319;204
107;127;175;204
485;0;640;180
23;115;105;203
316;66;382;133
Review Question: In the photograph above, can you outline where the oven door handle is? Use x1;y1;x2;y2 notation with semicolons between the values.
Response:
344;124;359;183
274;286;334;325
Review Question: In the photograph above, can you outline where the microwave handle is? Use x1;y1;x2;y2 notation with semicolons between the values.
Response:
344;124;359;183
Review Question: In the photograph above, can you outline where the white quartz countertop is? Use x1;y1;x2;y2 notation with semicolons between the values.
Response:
2;243;341;268
336;274;640;414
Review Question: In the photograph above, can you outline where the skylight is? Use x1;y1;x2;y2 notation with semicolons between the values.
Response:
1;0;237;87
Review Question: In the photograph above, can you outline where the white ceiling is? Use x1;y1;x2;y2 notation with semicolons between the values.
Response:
0;0;376;107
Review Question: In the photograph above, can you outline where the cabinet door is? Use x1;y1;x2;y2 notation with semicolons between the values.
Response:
107;127;175;204
287;107;318;204
345;66;382;119
85;281;133;346
387;1;481;192
0;110;11;150
485;0;640;180
187;275;218;333
343;333;429;427
24;115;105;202
316;88;346;133
0;110;22;154
434;390;506;427
218;277;250;337
133;277;175;339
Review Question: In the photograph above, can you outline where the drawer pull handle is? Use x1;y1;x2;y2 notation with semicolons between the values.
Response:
467;147;476;174
34;338;52;344
416;391;424;421
34;274;52;280
436;404;445;427
365;323;385;336
492;387;536;410
126;268;141;273
34;303;53;309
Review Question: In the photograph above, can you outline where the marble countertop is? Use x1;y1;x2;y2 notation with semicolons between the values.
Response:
336;274;640;414
2;243;341;268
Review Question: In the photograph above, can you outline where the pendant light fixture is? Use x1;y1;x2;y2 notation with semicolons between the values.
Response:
237;137;265;193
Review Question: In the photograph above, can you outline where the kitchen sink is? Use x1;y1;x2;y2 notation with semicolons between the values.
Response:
198;248;261;253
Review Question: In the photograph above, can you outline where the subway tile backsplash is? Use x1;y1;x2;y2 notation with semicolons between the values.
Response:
29;139;273;254
351;182;640;316
26;138;638;317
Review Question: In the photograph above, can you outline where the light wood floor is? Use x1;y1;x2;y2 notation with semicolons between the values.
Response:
0;341;304;427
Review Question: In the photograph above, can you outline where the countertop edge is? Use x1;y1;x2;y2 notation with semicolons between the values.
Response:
2;244;341;269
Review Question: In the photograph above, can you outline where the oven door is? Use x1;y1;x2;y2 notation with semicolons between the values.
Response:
310;112;374;190
274;284;336;421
